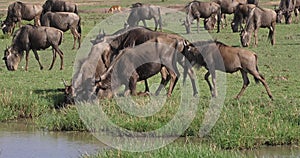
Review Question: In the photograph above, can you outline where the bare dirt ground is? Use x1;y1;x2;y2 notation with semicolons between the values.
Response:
0;0;280;17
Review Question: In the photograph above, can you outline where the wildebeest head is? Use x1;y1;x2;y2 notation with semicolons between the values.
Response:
1;20;15;35
204;14;217;31
63;79;75;104
275;9;284;23
42;0;54;14
240;30;250;47
3;46;22;71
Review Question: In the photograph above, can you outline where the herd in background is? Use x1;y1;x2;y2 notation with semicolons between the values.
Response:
3;0;298;104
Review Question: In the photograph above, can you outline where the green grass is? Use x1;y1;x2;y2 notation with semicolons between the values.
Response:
0;1;299;157
84;142;245;158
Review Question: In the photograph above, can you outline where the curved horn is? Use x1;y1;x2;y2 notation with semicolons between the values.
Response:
62;78;68;87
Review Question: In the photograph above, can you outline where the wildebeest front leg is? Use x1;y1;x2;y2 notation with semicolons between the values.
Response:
166;65;179;97
183;65;198;96
205;71;217;97
127;71;139;96
32;50;44;70
236;70;249;99
154;18;158;31
142;20;147;27
155;67;171;95
254;29;258;47
34;16;41;26
197;18;200;33
25;51;30;71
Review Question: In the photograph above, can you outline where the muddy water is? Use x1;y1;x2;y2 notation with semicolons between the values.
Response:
0;121;107;158
243;145;300;158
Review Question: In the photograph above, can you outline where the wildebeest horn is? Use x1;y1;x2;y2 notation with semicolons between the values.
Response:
62;79;68;87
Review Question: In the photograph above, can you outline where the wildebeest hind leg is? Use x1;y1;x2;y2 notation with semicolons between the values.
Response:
32;50;44;70
53;46;64;70
49;49;57;70
236;70;249;99
251;71;273;100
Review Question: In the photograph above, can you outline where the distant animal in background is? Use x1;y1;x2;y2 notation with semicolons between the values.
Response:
107;5;122;13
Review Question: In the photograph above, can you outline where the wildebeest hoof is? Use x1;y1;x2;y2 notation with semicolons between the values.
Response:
137;91;150;97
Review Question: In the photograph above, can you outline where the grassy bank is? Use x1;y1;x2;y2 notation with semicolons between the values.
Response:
0;0;299;155
85;142;245;158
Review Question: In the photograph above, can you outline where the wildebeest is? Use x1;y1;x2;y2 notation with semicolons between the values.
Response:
3;25;64;71
187;40;273;99
231;4;256;32
96;40;181;97
41;12;81;49
276;0;300;23
124;4;162;31
42;0;78;14
240;7;276;47
212;0;247;27
276;0;297;24
184;0;221;33
1;1;42;35
65;27;197;104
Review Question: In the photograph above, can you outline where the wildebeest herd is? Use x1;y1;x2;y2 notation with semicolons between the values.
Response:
5;0;298;105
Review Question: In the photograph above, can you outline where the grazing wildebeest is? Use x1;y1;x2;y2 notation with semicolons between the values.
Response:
231;4;256;32
96;40;181;97
124;5;162;31
213;0;247;27
187;40;273;99
41;12;81;49
42;0;78;14
276;0;300;23
1;1;42;34
2;25;64;71
65;27;197;104
240;7;276;47
276;0;296;24
184;0;221;33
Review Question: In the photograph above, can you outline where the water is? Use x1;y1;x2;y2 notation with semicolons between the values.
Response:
0;121;107;158
243;145;300;158
0;121;299;158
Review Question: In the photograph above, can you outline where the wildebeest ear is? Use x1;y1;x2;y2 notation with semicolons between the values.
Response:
2;57;7;60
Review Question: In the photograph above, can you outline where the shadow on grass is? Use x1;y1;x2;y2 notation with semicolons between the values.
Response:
33;88;66;109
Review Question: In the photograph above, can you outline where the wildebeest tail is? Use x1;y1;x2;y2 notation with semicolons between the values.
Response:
74;4;78;14
77;17;82;35
58;30;64;45
253;54;263;84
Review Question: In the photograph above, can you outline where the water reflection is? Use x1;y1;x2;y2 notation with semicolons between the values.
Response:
0;121;106;158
